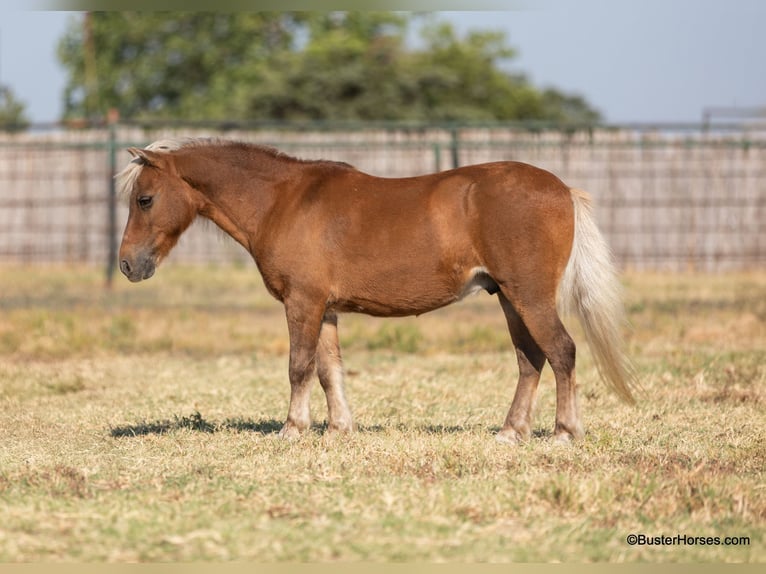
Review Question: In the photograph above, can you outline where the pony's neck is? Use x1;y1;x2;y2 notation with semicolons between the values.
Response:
173;144;296;253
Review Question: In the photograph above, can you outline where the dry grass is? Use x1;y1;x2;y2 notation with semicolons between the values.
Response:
0;264;764;562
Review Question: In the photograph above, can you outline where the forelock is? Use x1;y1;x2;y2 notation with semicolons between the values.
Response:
115;158;143;200
114;138;190;198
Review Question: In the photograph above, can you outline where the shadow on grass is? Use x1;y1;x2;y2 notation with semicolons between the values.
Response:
110;411;510;438
358;423;552;439
109;412;284;438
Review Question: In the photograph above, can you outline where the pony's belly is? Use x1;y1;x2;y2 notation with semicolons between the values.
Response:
332;267;499;317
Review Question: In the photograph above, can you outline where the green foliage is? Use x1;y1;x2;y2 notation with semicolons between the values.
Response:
57;12;601;124
0;84;29;131
58;12;301;121
411;22;538;121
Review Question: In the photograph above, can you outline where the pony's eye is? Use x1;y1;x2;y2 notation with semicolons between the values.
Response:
137;196;154;210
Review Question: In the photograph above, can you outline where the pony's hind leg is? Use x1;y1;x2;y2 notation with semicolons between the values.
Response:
496;293;546;444
316;312;355;433
498;287;583;443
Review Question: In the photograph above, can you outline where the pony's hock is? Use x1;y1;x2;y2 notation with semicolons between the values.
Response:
117;138;640;443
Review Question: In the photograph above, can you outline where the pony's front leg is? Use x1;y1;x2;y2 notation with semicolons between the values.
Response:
316;312;355;433
278;299;324;439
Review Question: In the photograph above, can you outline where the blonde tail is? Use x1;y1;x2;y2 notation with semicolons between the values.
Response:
558;189;640;404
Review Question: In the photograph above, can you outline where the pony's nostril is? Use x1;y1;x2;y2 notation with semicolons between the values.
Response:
120;259;132;276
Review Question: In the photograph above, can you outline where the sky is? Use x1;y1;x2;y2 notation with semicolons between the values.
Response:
0;1;764;124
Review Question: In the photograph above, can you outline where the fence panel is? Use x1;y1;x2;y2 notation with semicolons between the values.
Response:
0;131;113;265
0;123;763;276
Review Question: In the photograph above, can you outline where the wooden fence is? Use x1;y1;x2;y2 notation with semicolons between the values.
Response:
0;123;764;278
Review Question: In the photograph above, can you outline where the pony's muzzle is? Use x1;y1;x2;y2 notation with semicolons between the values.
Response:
119;255;156;282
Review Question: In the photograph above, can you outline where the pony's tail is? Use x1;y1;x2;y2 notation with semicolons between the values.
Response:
557;189;641;404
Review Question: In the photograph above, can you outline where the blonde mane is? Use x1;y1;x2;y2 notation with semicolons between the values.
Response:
114;138;195;198
114;137;354;198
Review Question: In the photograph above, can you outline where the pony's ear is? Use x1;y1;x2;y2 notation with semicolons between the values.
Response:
127;147;164;168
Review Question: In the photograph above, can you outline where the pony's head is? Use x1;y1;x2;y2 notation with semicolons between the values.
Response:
116;141;200;282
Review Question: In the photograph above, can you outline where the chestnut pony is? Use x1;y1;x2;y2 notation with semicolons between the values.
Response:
117;138;638;443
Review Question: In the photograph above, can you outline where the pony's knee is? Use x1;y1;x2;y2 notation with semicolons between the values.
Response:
289;354;316;385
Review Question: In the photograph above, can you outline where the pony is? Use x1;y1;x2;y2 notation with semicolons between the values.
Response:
116;137;639;443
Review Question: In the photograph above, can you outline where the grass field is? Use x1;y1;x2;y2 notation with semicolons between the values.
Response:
0;264;763;562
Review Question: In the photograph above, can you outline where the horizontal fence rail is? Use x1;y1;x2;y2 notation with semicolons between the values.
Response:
0;122;764;282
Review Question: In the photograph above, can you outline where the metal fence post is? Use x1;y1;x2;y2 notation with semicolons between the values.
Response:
432;142;442;172
449;125;460;169
105;122;118;288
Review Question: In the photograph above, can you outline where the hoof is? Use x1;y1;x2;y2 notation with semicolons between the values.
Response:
326;421;356;434
552;428;583;444
552;432;575;445
495;428;527;445
278;424;303;440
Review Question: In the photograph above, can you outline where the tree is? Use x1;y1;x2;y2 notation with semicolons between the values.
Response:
246;13;416;121
540;87;601;125
409;22;547;121
58;12;304;121
57;12;601;125
0;84;29;131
